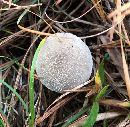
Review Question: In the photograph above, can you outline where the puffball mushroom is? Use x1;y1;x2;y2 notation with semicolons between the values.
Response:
36;33;93;93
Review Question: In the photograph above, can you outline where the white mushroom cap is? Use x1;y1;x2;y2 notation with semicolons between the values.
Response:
36;33;93;93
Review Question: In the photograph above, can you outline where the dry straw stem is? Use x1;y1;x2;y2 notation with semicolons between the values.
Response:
35;93;78;125
91;0;106;22
18;25;54;36
1;0;42;10
67;112;123;127
36;78;94;125
46;77;94;111
16;0;102;38
99;99;130;108
0;61;3;109
120;34;130;100
45;0;102;24
108;2;130;19
108;1;130;100
118;10;130;100
0;22;43;48
116;116;130;127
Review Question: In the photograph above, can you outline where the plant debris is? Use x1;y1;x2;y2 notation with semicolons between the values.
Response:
0;0;130;127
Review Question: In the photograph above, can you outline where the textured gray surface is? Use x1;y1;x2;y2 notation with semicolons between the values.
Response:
36;33;93;93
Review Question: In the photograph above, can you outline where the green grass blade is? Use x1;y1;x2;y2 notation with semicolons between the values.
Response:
0;118;4;127
98;61;105;86
0;108;10;127
82;102;99;127
82;85;108;127
29;38;45;127
0;80;28;113
128;114;130;119
62;107;89;127
95;85;109;101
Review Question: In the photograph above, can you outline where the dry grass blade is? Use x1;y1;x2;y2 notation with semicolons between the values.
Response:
120;31;130;99
46;77;94;111
36;93;77;125
116;116;130;127
108;2;130;19
47;112;57;127
67;112;123;127
18;25;54;36
0;22;42;48
45;0;102;24
0;9;21;27
117;1;130;100
91;0;106;21
100;99;130;108
1;0;130;126
1;0;42;10
106;0;130;100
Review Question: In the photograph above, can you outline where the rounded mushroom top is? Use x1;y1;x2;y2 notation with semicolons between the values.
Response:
36;33;93;93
